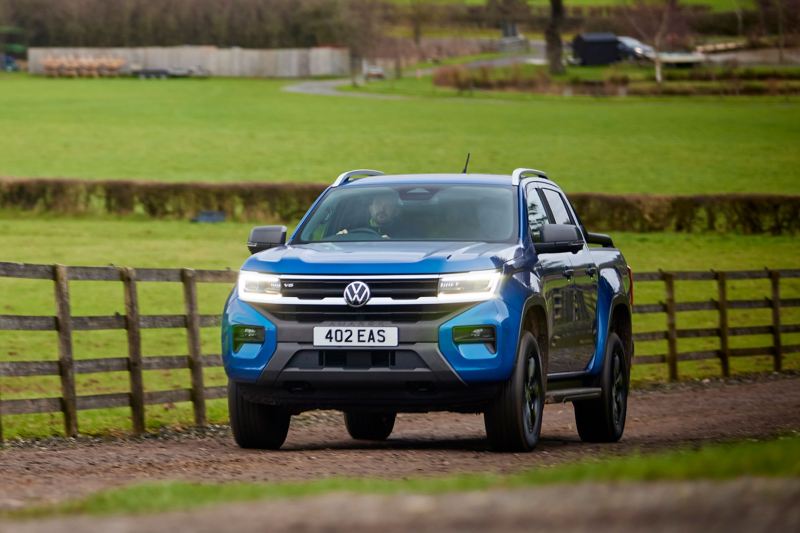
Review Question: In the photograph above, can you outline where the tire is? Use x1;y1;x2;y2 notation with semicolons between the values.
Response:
344;411;396;441
484;331;545;453
228;381;291;450
574;332;629;443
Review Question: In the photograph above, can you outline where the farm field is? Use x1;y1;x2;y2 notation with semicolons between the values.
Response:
1;5;797;530
0;216;798;439
1;74;799;194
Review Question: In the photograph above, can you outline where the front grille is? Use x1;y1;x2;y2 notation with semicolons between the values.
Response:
280;278;439;300
258;303;468;323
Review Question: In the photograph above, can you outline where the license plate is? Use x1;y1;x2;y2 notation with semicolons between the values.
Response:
313;327;398;347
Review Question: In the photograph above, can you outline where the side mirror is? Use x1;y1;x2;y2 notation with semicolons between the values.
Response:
534;224;584;255
586;231;614;247
247;225;287;254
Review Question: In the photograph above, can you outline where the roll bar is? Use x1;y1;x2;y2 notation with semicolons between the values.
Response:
511;168;550;186
331;169;385;187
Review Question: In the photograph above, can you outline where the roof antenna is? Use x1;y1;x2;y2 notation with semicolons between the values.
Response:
461;153;471;174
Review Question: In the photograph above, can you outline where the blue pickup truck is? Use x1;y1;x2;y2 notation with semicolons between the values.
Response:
222;169;634;452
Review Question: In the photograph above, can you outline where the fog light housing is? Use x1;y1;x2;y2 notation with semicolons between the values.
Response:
233;325;265;352
453;325;496;353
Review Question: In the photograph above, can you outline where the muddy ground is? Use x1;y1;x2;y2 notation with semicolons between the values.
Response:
4;478;798;533
1;374;798;512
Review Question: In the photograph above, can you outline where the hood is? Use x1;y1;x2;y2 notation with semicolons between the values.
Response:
241;241;523;275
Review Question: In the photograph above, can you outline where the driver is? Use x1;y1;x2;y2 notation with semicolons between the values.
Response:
337;191;400;238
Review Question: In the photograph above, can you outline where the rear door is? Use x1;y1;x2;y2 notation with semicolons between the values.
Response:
525;184;573;373
540;188;598;371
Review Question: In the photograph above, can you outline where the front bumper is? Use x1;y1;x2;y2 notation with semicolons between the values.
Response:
222;291;523;408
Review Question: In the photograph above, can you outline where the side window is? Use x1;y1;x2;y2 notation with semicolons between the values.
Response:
525;185;550;242
542;189;574;226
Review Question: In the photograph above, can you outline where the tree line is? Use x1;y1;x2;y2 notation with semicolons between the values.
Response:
0;0;386;51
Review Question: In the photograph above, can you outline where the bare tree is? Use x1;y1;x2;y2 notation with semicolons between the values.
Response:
408;0;435;49
775;0;785;64
545;0;565;75
340;0;386;86
622;0;683;85
485;0;528;38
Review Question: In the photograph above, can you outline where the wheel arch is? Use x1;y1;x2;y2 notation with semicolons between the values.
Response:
609;300;633;369
520;298;549;376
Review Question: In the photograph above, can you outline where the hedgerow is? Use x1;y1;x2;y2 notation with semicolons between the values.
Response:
1;178;797;234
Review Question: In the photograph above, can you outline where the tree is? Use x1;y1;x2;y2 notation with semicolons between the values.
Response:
408;0;435;48
545;0;565;75
485;0;528;38
339;0;386;86
622;0;684;85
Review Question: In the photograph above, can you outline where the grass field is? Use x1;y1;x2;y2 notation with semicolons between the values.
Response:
0;216;798;439
0;66;798;438
8;434;798;518
1;74;798;194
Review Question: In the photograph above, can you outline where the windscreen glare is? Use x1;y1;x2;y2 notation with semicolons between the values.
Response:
297;184;518;243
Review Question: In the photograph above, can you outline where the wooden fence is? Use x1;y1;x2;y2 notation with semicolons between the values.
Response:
0;262;798;442
630;269;799;381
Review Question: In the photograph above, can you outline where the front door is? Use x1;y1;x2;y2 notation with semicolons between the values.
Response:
539;187;597;372
526;184;574;373
569;248;599;369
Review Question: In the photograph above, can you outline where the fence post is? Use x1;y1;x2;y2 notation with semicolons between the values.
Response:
0;387;4;444
663;272;678;382
54;264;78;437
120;267;145;435
715;271;731;378
769;270;782;372
182;269;206;427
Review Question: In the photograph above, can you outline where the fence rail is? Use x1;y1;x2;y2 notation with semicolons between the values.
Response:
0;262;798;441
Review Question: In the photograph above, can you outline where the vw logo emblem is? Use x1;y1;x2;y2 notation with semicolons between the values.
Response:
344;281;371;308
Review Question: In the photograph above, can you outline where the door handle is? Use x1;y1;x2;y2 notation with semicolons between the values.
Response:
562;269;574;279
586;266;598;278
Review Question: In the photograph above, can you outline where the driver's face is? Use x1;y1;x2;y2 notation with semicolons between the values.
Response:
370;198;397;225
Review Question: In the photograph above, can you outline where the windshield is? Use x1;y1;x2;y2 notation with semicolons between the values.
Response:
295;184;518;243
619;37;643;47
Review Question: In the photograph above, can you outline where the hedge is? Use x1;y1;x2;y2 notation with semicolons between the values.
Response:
0;178;798;234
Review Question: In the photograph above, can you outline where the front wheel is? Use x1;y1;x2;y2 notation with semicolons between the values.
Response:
484;331;545;452
574;332;629;442
228;381;291;450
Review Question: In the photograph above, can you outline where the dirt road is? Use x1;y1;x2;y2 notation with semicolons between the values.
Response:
1;375;798;510
4;478;798;533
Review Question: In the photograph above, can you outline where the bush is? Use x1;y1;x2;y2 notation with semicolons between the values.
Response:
1;178;798;235
0;178;326;222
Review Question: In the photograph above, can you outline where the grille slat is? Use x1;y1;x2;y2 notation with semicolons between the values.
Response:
281;278;439;300
259;303;466;323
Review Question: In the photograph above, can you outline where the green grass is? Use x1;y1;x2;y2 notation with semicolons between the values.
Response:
8;434;799;518
1;74;799;194
0;216;798;439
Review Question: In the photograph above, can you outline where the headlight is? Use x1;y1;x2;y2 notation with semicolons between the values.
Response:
438;270;503;301
237;271;281;303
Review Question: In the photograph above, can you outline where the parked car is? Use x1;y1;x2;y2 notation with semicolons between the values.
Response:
131;65;210;79
364;64;385;80
223;169;634;452
617;36;656;62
